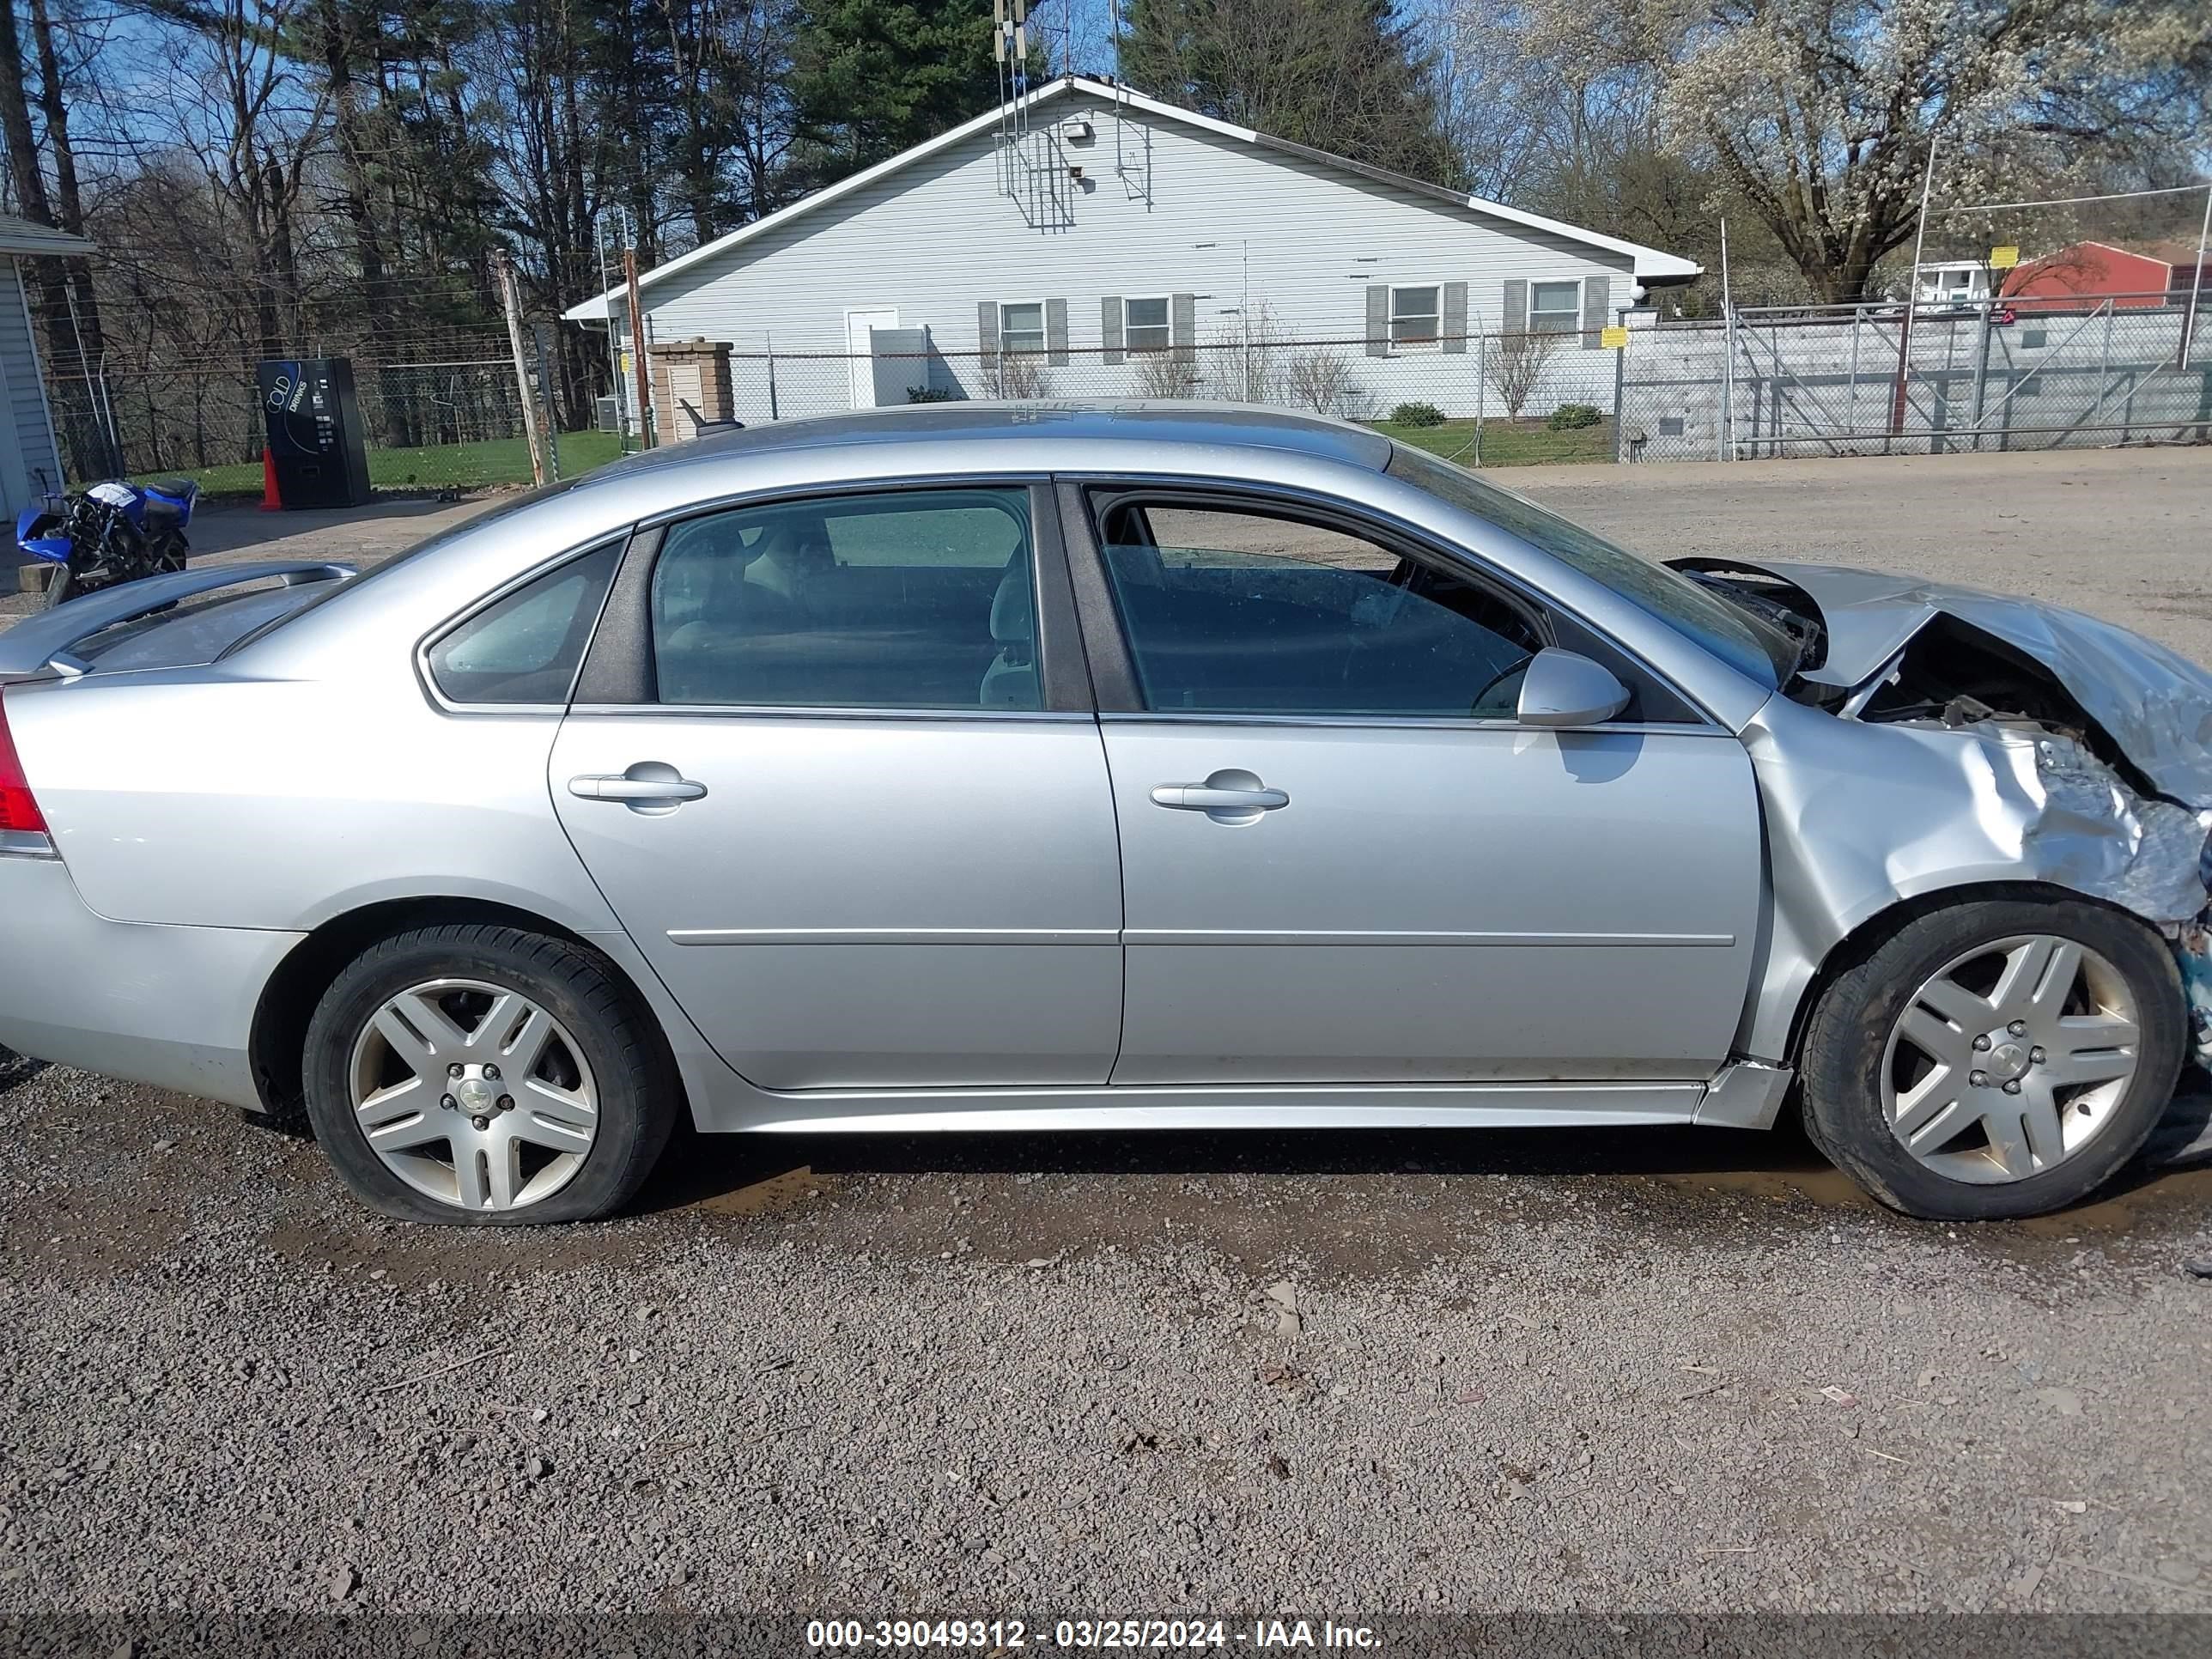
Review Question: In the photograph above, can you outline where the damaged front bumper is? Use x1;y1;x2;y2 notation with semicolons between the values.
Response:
1684;555;2212;1072
1949;720;2212;1066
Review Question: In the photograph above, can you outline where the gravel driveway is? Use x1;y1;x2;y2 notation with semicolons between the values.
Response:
4;447;2211;1630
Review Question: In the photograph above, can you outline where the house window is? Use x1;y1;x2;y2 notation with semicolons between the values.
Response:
998;301;1046;356
1124;296;1173;353
1529;281;1581;334
1389;285;1441;348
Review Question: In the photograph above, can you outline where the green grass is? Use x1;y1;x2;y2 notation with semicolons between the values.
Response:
125;428;629;498
118;415;1607;501
1368;416;1616;466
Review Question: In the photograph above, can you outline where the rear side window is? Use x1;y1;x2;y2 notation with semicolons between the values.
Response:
427;541;622;705
648;488;1038;709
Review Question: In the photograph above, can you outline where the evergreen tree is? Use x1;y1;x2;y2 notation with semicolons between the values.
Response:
787;0;1007;185
1121;0;1452;185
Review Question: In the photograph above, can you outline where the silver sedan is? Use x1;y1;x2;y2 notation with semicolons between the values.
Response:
1;404;2204;1224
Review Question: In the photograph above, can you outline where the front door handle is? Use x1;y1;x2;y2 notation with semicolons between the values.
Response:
1152;784;1289;811
568;763;708;809
1151;769;1289;823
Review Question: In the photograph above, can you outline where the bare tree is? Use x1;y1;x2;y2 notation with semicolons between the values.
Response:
1205;301;1287;404
985;351;1050;399
1133;347;1200;398
1283;346;1367;418
1486;329;1561;419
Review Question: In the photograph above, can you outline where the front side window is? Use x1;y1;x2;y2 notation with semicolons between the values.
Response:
1389;285;1441;348
1093;497;1545;719
1529;281;1581;334
427;540;621;705
1385;442;1794;686
998;302;1046;356
1124;296;1172;353
649;489;1039;709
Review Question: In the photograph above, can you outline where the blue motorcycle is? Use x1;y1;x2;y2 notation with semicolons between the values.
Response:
16;478;198;610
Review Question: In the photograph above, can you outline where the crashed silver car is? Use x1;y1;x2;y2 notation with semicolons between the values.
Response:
0;404;2203;1224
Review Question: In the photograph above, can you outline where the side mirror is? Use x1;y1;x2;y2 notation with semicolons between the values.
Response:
1516;647;1631;728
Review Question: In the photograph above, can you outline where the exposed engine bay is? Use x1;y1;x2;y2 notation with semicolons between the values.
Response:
1673;556;2212;1065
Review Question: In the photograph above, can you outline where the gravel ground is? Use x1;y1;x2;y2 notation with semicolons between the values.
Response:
4;447;2212;1627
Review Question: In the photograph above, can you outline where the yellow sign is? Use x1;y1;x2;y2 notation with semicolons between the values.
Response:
1600;325;1630;349
1990;246;2021;269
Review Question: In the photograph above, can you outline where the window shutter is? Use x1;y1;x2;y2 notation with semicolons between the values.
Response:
1046;296;1069;366
977;300;1000;371
1171;292;1195;365
1503;280;1528;337
1365;284;1389;356
1102;296;1125;366
1442;282;1468;354
1582;276;1607;348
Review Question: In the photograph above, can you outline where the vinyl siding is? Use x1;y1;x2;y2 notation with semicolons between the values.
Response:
0;258;61;519
631;91;1634;422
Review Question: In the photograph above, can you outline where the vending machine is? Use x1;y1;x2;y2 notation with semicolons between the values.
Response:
256;357;373;508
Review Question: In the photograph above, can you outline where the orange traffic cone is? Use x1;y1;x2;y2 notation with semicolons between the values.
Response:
260;447;282;512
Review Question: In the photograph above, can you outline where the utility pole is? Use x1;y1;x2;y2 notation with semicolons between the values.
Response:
1889;135;1940;437
493;249;548;486
2180;179;2211;370
1718;218;1734;460
624;246;654;449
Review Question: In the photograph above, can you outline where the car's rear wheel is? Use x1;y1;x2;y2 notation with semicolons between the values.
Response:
302;923;677;1224
1800;896;2185;1220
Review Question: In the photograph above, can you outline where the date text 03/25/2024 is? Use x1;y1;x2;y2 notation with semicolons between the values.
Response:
805;1620;1382;1649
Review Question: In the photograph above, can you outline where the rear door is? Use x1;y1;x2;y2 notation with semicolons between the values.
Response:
550;482;1123;1091
1066;484;1763;1087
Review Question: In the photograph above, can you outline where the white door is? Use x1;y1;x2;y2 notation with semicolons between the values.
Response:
845;307;898;409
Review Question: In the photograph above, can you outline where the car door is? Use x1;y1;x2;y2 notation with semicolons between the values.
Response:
1066;484;1763;1087
550;481;1123;1091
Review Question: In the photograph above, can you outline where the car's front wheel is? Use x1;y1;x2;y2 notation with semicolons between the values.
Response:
1800;896;2185;1221
302;923;678;1224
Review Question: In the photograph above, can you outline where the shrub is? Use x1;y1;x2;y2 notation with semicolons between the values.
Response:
1547;403;1601;430
1134;349;1200;398
1389;400;1445;428
1486;331;1561;418
1283;349;1368;419
905;386;956;404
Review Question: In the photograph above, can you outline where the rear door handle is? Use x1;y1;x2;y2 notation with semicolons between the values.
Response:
568;765;708;805
1152;784;1289;811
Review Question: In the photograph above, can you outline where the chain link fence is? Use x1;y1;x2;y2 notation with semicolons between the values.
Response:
1618;293;2211;462
45;301;2210;495
43;350;617;496
704;331;1624;467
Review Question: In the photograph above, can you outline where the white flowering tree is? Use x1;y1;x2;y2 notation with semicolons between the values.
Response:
1465;0;2209;303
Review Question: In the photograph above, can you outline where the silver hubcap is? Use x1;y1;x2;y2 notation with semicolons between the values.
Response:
348;978;599;1212
1881;934;2140;1186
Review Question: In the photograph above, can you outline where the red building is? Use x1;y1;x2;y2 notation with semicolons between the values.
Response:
2002;240;2212;312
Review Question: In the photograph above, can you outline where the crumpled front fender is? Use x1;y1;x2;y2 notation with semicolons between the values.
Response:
1736;691;2209;1060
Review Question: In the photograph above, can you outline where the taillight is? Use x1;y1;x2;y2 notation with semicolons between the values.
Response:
0;688;47;835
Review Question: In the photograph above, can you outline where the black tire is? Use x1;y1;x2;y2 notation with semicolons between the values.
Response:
302;923;679;1225
1800;896;2185;1221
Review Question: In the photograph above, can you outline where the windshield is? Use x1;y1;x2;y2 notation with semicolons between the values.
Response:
1384;444;1798;686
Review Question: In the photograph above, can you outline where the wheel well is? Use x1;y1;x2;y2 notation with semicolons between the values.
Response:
247;897;671;1121
1778;878;2163;1068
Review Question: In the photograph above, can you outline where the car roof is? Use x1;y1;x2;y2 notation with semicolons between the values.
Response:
574;400;1395;487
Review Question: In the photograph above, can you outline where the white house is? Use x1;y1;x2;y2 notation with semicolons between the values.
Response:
0;215;89;526
565;76;1700;427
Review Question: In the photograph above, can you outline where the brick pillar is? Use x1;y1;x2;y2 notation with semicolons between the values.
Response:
649;338;736;443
